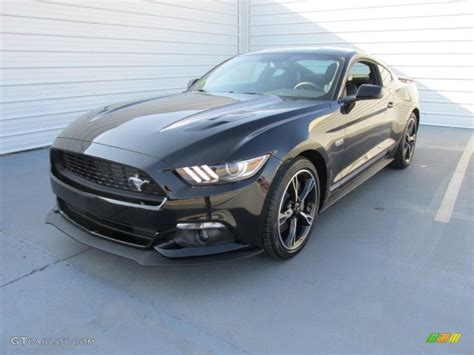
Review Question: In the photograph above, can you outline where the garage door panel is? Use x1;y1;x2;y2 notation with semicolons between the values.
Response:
1;34;236;56
421;113;473;128
375;54;474;67
1;52;230;69
391;66;473;81
1;2;238;36
420;101;473;117
251;15;473;34
250;3;472;25
149;0;238;16
251;41;473;55
0;1;238;153
250;0;467;17
1;16;237;46
47;0;238;25
0;129;65;155
0;88;180;120
412;78;473;93
1;78;187;105
249;1;473;128
0;111;88;139
418;90;473;106
0;66;210;86
250;28;473;46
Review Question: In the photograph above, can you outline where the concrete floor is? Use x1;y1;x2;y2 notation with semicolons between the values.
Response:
0;126;472;354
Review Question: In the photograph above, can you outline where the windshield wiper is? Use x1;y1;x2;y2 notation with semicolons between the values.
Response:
197;90;273;96
226;91;272;96
277;95;320;101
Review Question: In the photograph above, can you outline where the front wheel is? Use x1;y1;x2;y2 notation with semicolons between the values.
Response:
262;158;320;259
390;112;418;169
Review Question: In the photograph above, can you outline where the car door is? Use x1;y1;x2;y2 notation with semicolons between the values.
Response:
335;60;395;185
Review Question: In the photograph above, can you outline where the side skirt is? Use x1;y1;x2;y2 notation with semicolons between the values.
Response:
320;157;393;212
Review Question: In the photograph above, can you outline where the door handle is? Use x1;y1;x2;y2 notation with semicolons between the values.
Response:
387;102;395;108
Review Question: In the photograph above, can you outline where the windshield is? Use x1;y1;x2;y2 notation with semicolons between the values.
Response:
189;53;344;100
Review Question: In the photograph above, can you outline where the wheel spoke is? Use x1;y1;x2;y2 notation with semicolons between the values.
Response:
405;144;412;160
298;178;315;204
404;119;417;162
291;177;300;201
298;211;313;226
279;209;293;226
286;217;297;248
409;142;416;157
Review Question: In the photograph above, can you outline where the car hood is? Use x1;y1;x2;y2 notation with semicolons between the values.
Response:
59;91;330;166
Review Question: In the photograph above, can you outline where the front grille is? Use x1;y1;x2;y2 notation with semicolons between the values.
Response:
53;150;165;196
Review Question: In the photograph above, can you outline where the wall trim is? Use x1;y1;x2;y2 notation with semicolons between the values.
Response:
238;0;249;53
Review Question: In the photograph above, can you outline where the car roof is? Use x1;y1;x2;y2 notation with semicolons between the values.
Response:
243;47;361;60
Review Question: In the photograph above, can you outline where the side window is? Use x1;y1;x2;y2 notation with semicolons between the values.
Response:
378;65;392;87
343;61;380;97
346;61;379;86
349;62;371;80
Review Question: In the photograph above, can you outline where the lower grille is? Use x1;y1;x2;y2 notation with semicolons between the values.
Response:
58;199;157;248
52;149;165;196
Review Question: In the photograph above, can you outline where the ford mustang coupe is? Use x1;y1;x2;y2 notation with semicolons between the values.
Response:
47;48;419;265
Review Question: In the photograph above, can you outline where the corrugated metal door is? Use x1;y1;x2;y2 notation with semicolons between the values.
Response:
248;0;473;129
0;0;239;154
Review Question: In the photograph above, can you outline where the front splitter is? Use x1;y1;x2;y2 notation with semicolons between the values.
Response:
46;208;263;266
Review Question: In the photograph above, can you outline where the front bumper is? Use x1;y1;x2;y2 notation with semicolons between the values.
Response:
46;208;263;266
47;138;280;264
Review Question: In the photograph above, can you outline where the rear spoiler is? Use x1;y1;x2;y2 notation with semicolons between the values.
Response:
398;76;413;83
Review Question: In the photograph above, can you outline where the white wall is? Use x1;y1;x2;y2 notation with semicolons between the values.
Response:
0;0;239;154
1;0;472;154
249;0;473;129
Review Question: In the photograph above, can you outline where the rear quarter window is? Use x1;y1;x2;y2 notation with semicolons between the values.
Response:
378;65;393;87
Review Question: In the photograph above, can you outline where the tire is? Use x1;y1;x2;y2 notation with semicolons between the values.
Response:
262;157;320;259
390;112;418;169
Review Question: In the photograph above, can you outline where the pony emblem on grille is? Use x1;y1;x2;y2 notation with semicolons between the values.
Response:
128;174;150;192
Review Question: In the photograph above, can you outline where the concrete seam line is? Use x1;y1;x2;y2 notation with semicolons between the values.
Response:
0;248;90;288
434;134;473;223
0;260;61;288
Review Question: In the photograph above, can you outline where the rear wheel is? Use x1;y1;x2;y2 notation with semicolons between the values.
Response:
390;112;418;169
262;158;320;259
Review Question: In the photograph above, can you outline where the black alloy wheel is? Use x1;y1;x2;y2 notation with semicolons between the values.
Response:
262;158;320;259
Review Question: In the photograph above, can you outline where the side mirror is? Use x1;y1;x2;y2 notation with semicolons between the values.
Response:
187;78;199;90
356;84;383;100
340;84;383;114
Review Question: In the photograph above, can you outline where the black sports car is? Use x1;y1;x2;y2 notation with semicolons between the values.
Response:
47;48;420;265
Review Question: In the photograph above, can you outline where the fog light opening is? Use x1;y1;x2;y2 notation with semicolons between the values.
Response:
172;222;236;247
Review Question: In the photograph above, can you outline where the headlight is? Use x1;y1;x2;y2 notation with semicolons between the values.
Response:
176;154;270;185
